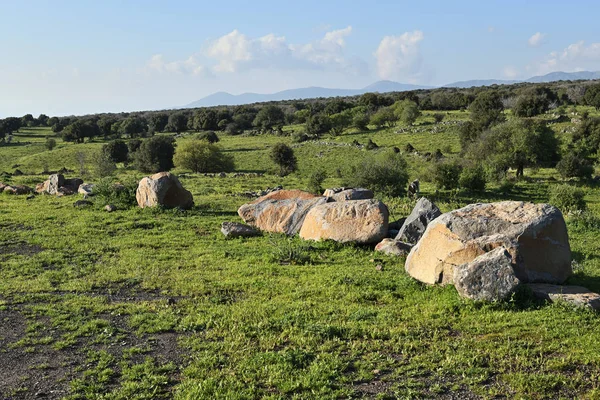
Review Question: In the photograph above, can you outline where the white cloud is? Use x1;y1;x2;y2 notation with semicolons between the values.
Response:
146;26;364;77
503;65;519;79
534;40;600;74
528;32;545;47
374;31;424;83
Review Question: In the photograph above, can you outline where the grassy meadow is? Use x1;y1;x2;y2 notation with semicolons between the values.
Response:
3;109;600;399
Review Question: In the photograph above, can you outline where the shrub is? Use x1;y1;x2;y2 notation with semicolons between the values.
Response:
102;140;129;164
431;160;462;190
556;153;593;179
498;179;515;195
549;184;586;212
306;114;332;136
92;150;117;178
93;177;138;208
307;170;327;194
345;151;409;197
270;143;297;176
127;139;142;154
433;113;445;123
134;136;175;173
45;138;57;151
352;112;370;131
198;131;220;144
459;166;486;192
365;139;379;150
173;140;234;173
291;130;310;143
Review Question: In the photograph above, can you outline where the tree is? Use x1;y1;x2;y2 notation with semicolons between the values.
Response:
430;160;463;190
584;84;600;110
37;114;49;127
174;140;234;173
572;117;600;156
45;138;57;151
513;88;551;117
306;113;332;136
370;106;397;128
1;117;21;134
392;99;421;125
97;116;117;138
192;109;218;131
134;136;176;173
149;113;169;133
466;118;559;178
329;110;352;136
469;91;505;130
62;119;99;143
167;112;188;134
102;140;129;164
21;114;35;127
556;153;593;179
253;105;285;132
433;113;445;124
119;117;147;137
270;143;297;176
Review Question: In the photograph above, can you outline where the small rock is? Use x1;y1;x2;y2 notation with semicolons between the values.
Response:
73;200;93;208
375;264;383;271
78;183;95;196
221;222;262;238
528;283;600;310
104;204;117;212
375;239;413;256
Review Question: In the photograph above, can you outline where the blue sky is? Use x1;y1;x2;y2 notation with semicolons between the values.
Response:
1;0;599;116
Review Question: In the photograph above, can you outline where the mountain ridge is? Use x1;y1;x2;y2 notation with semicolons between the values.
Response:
183;71;600;108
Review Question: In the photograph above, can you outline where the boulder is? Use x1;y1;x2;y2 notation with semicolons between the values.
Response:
104;204;117;212
299;199;389;244
528;284;600;310
78;183;95;196
405;201;572;285
323;188;374;202
253;189;317;202
36;174;83;196
136;172;194;209
453;247;520;302
3;185;33;195
221;222;262;238
375;239;413;256
238;196;327;235
395;197;442;244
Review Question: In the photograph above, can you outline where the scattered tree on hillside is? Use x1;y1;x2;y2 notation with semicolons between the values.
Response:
103;140;129;164
584;84;600;110
149;113;169;133
270;143;297;176
469;91;505;131
174;140;234;173
134;136;176;173
306;113;332;136
253;105;285;132
166;112;188;134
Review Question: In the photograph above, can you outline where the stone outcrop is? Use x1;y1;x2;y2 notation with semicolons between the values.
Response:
395;197;442;244
528;284;600;310
136;172;194;209
221;222;262;238
238;192;326;235
36;174;83;196
405;201;572;286
299;199;389;244
374;239;413;256
78;183;95;196
3;185;33;195
323;188;374;202
453;247;520;301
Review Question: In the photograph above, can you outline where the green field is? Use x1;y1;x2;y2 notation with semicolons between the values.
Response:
3;110;600;399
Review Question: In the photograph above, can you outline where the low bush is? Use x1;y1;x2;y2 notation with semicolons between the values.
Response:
174;140;234;173
549;184;586;212
431;160;462;190
556;153;593;179
45;138;57;151
198;131;219;144
270;143;297;176
345;151;409;197
93;177;138;208
459;166;486;192
92;150;116;178
307;170;327;194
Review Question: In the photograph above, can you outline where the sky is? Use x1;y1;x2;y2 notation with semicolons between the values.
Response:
1;0;600;117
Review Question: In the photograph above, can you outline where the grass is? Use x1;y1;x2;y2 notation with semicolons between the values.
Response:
2;110;600;398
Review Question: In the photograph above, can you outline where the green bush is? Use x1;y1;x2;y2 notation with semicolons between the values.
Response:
307;170;327;195
549;184;586;212
345;151;409;197
45;138;57;151
93;177;138;208
459;166;486;192
134;136;175;173
431;160;462;190
173;140;234;173
198;131;220;144
92;150;116;178
556;153;593;179
291;130;310;143
270;143;297;176
102;140;129;164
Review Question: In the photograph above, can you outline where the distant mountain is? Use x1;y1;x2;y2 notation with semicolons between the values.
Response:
184;81;432;108
184;71;600;108
445;70;600;88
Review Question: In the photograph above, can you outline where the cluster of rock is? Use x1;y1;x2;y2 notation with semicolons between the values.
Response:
0;182;33;195
36;174;84;196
